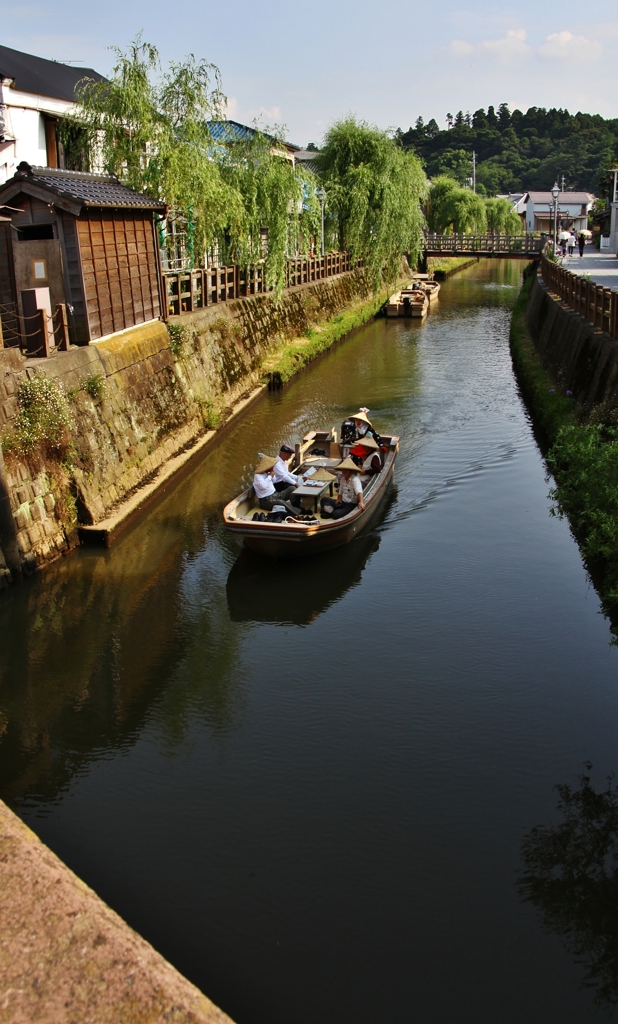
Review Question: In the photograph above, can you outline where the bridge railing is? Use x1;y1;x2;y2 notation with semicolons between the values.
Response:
540;254;618;341
424;233;544;255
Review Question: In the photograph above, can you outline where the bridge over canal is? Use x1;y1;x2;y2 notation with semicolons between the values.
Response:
424;234;544;259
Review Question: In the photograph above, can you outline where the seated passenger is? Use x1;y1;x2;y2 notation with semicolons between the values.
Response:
253;455;301;516
273;443;303;491
320;458;365;520
350;435;382;483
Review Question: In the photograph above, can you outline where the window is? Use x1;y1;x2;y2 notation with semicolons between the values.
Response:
32;259;48;281
15;224;54;241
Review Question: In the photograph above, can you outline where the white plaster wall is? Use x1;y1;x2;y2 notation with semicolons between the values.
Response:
0;84;75;184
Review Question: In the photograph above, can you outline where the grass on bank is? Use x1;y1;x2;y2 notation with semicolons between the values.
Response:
427;256;478;279
261;288;396;386
510;264;618;627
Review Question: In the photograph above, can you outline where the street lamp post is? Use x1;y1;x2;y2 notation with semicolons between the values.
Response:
551;181;560;254
317;187;326;258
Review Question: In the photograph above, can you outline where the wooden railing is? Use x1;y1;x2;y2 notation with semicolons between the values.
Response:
540;254;618;341
164;252;354;317
424;233;544;257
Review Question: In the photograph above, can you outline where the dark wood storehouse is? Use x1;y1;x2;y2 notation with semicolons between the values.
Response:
0;163;167;351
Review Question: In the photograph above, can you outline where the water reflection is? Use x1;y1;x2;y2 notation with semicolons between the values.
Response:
0;489;243;805
227;534;381;626
519;765;618;1010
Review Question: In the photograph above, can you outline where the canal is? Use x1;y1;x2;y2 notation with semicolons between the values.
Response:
1;259;617;1022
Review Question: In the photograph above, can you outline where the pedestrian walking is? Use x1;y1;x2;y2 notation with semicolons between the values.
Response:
567;234;575;257
578;232;586;257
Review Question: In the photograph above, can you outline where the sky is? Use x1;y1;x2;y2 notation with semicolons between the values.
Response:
2;0;617;145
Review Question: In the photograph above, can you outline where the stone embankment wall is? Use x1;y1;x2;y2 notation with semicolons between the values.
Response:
0;798;235;1023
0;269;377;586
526;266;618;409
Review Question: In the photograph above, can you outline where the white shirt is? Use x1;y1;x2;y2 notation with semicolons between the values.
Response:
253;471;275;498
337;472;362;504
273;456;300;487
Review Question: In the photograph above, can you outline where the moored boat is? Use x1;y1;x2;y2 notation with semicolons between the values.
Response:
223;428;399;558
418;279;441;302
385;286;428;318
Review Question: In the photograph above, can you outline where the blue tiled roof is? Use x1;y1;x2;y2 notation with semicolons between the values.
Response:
207;120;300;151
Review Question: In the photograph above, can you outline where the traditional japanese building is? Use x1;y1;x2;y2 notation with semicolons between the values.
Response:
0;162;166;352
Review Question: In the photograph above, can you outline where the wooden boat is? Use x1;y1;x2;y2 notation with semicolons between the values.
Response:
417;279;441;303
385;286;428;318
223;428;399;558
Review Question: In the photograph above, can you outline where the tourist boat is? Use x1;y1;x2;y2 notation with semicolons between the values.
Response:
223;428;399;558
416;278;441;303
385;286;428;318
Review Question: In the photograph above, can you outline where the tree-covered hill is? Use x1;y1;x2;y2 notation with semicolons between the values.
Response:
397;104;618;197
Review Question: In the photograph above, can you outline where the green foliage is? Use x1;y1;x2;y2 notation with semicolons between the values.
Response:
168;322;188;356
80;372;106;400
317;117;428;288
519;765;618;1008
68;37;321;295
2;373;73;460
485;197;523;234
426;176;487;233
547;425;618;603
217;128;320;294
69;37;243;273
399;103;618;195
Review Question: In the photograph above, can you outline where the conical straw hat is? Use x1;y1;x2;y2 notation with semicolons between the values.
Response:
311;468;336;482
255;455;277;473
351;410;372;425
351;435;379;451
337;457;362;472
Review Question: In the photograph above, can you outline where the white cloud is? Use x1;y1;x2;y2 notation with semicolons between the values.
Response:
448;29;531;64
224;96;239;120
538;30;602;61
481;29;530;61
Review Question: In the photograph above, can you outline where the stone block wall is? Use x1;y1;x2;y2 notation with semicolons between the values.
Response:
0;269;373;585
527;268;618;409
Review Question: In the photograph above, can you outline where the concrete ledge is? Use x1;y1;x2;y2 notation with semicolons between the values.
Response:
0;799;235;1024
78;384;266;546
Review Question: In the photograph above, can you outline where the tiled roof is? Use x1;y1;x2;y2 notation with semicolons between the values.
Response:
526;191;592;204
0;45;104;103
207;119;300;152
5;165;166;210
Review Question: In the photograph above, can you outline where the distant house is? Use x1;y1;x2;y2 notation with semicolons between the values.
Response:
495;193;527;228
0;163;166;352
522;191;593;234
0;45;105;184
207;120;301;165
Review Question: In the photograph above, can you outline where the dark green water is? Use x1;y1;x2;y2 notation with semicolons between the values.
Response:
1;259;617;1022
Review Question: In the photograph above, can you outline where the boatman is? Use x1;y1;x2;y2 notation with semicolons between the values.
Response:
253;455;302;516
273;443;304;492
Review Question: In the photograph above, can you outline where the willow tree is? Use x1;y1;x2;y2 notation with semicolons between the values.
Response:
485;197;523;234
426;176;487;234
216;126;320;292
316;117;428;288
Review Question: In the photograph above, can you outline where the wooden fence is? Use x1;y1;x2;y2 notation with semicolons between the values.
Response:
163;252;353;317
424;233;544;257
540;254;618;341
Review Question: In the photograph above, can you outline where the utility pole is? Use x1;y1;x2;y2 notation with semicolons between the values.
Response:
561;174;566;193
472;151;476;193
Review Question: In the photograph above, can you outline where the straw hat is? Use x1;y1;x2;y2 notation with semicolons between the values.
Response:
255;455;277;473
351;435;379;451
337;457;362;472
352;410;372;426
311;468;336;482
